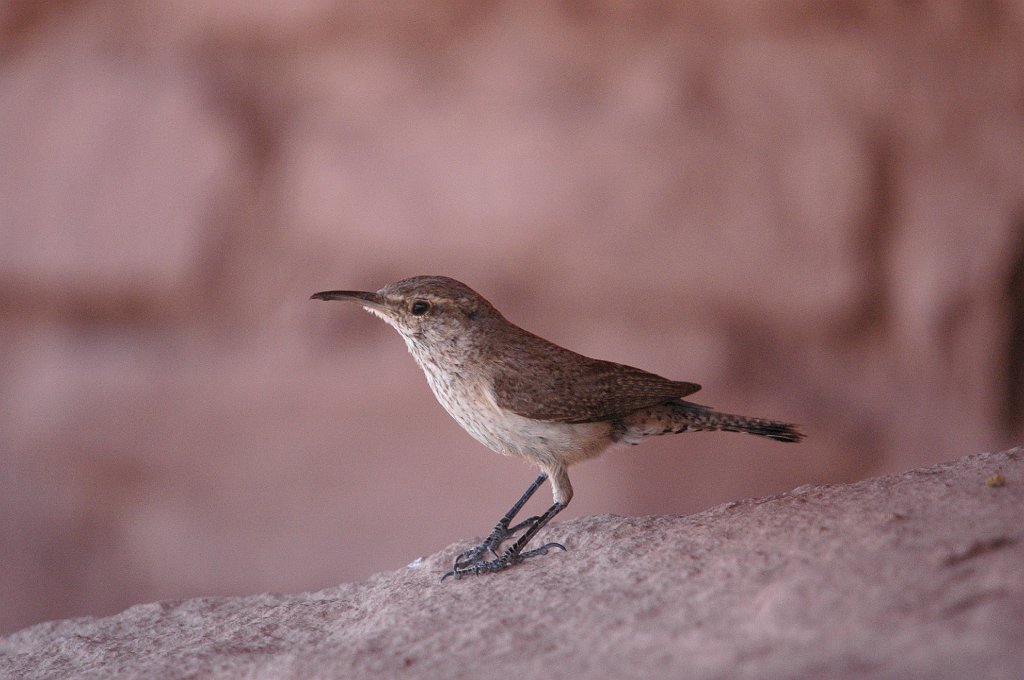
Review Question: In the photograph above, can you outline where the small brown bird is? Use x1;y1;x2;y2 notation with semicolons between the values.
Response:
312;276;803;579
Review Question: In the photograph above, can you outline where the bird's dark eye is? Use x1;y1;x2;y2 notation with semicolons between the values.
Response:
410;300;431;316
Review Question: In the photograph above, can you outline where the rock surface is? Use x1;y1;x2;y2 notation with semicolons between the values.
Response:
2;448;1021;680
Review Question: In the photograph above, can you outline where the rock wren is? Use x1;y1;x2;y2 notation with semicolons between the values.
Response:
312;275;804;579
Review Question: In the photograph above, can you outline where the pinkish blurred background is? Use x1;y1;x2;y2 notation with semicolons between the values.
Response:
2;2;1023;634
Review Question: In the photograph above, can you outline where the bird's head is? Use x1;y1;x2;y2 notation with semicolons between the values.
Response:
311;275;500;353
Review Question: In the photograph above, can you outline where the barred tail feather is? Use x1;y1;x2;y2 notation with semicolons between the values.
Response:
613;400;805;445
680;402;804;443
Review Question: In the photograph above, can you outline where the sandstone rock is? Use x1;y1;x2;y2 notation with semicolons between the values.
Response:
2;449;1020;680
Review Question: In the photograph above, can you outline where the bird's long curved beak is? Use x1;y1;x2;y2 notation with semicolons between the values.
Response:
310;290;387;311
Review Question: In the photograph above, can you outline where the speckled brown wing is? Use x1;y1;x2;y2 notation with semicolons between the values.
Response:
490;338;701;424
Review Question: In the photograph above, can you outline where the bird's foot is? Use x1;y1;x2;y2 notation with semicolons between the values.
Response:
451;516;540;570
442;491;567;581
442;542;565;581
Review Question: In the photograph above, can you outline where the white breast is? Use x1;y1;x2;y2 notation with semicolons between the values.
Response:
413;350;611;469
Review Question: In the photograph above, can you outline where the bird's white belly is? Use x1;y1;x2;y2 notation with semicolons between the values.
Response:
418;360;610;468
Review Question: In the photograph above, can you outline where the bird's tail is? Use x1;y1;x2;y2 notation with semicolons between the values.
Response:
675;401;802;444
677;402;805;442
617;400;805;444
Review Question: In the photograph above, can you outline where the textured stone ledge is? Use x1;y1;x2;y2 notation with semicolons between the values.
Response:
2;449;1021;679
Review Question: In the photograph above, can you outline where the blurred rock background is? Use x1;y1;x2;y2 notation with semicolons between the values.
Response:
1;1;1022;635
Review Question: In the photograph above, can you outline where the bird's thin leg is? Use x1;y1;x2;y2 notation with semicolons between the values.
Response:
451;473;547;570
443;501;566;580
506;501;566;557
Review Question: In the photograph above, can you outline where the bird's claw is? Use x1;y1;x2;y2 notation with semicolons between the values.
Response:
441;541;566;581
450;515;543;571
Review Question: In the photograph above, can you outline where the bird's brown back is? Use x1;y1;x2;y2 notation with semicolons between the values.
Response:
487;324;701;424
